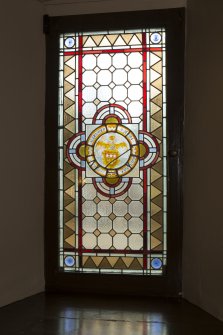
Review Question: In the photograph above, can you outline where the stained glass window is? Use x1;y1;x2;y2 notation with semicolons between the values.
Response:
58;29;167;275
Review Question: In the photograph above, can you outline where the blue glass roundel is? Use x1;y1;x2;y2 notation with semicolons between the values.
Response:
64;256;75;267
151;258;162;270
65;37;75;48
150;33;162;44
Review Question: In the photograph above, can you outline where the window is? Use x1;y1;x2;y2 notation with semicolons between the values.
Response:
59;28;167;275
45;9;184;295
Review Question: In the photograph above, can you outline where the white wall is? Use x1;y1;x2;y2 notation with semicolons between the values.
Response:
0;0;45;307
183;0;223;321
44;0;186;16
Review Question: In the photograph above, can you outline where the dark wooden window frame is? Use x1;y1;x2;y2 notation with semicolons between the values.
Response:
45;8;185;297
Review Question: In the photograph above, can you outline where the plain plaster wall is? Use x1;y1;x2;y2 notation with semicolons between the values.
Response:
183;0;223;321
0;0;45;307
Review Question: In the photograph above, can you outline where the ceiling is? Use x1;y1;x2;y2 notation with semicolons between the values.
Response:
36;0;186;12
38;0;185;3
37;0;110;2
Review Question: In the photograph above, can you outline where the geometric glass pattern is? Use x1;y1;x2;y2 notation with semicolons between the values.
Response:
58;28;167;275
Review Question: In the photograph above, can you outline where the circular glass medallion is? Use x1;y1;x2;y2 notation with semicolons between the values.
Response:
65;37;75;48
150;33;162;44
94;132;130;169
64;256;75;267
86;124;139;178
151;258;162;270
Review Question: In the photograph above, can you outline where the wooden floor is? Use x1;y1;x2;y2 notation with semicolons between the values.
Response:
0;293;223;334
